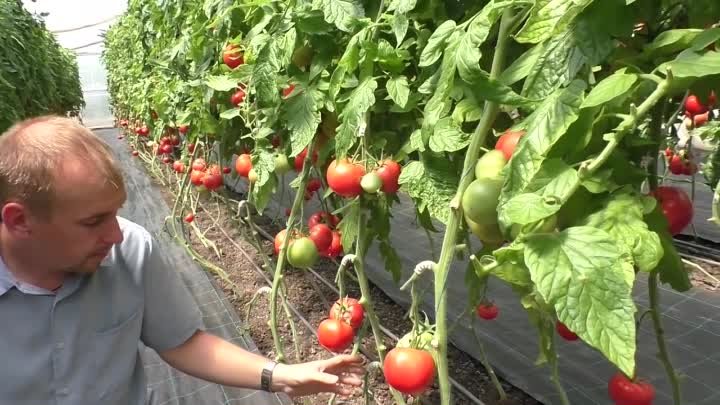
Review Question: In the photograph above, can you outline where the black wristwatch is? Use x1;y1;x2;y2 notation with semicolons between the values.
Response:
260;361;278;392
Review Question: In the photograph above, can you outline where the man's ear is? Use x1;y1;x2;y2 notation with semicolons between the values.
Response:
1;203;33;237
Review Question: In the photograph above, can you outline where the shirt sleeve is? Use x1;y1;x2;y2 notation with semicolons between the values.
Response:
139;235;205;353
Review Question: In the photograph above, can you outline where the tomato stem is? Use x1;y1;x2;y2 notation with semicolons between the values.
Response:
470;321;507;400
649;270;682;405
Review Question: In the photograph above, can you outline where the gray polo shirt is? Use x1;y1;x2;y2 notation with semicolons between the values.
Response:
0;216;204;405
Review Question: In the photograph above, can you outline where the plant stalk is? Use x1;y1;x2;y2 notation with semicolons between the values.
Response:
649;270;682;405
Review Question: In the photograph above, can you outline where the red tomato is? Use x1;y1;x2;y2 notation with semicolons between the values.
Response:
187;143;195;153
685;94;707;116
376;160;402;193
294;147;319;172
235;154;253;177
203;165;223;191
223;44;244;69
184;213;195;223
556;321;579;341
683;161;698;176
652;186;694;235
476;303;499;320
308;224;333;252
327;159;366;198
323;231;343;258
138;126;149;137
131;150;139;157
608;372;655;405
494;130;525;161
282;84;296;98
222;166;231;174
190;169;206;186
383;347;436;395
329;297;364;329
178;124;189;134
694;111;710;127
669;154;685;175
271;135;281;148
173;161;186;173
317;318;355;353
308;211;341;229
192;158;206;171
162;156;173;164
161;144;173;155
160;136;171;145
307;178;322;193
230;88;246;106
285;208;291;217
664;147;673;157
170;135;181;146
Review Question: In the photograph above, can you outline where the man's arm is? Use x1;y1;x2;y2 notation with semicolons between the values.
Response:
159;329;365;398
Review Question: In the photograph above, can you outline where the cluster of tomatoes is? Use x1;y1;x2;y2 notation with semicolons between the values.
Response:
222;43;247;107
665;148;697;176
682;91;716;130
317;297;364;353
274;211;343;269
325;158;402;198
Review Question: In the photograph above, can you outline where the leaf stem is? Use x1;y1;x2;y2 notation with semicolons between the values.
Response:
431;8;517;405
649;270;682;405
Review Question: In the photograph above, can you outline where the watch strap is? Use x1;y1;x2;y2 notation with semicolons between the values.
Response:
260;361;278;392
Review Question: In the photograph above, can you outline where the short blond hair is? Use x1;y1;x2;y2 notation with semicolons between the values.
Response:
0;115;125;218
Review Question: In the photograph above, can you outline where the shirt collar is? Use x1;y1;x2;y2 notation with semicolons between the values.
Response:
0;256;14;296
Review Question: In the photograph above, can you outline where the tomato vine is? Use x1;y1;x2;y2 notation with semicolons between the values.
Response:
103;1;720;405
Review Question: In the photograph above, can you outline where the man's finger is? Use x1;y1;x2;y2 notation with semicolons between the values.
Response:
315;372;340;386
337;374;363;386
339;366;367;376
322;354;364;372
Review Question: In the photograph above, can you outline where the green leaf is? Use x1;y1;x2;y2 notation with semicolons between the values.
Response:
282;89;322;157
386;75;410;108
644;29;703;56
295;10;333;34
249;150;278;213
663;51;720;78
388;0;418;14
206;75;239;91
492;245;532;288
644;204;692;292
392;14;409;46
581;168;616;193
421;31;461;143
525;226;636;376
335;77;377;158
515;0;594;44
338;202;361;253
253;40;281;108
581;192;664;273
581;72;638;109
429;117;470;152
503;194;563;225
328;30;365;101
419;20;456;67
499;44;544;86
691;28;720;51
315;0;364;32
452;98;483;123
471;69;535;106
219;108;242;120
403;161;458;225
499;81;586;225
379;239;402;283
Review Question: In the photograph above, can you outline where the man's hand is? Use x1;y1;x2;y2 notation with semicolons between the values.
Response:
270;354;366;398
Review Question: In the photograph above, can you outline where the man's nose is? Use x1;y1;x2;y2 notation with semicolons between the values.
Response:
103;216;124;244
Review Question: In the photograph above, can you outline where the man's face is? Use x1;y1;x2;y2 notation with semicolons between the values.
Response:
27;159;127;274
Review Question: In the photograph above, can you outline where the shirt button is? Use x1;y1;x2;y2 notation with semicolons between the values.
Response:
58;387;70;395
55;342;65;350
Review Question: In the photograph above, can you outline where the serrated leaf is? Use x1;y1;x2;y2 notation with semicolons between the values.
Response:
282;89;321;156
429;117;470;152
499;81;586;225
492;245;532;288
206;75;239;91
452;98;483;123
499;44;544;86
581;168;616;193
388;0;417;14
419;20;456;67
338;202;361;253
250;160;277;214
220;108;242;120
503;194;563;225
392;14;409;46
471;69;535;106
398;160;423;184
516;0;594;44
380;239;402;283
662;51;720;78
253;40;281;108
315;0;364;32
581;72;638;109
328;30;365;101
404;161;458;224
335;78;377;157
386;75;410;108
295;10;333;34
581;192;664;273
525;226;636;376
421;31;461;143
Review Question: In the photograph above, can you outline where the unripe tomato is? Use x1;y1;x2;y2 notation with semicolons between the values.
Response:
608;372;655;405
556;321;579;341
465;215;504;245
383;347;436;395
235;154;252;177
461;177;503;225
317;318;354;352
651;186;693;235
286;237;319;268
248;169;258;184
360;172;383;194
476;303;499;320
475;149;507;180
327;159;366;198
275;153;291;174
495;130;525;161
309;224;333;252
375;160;402;193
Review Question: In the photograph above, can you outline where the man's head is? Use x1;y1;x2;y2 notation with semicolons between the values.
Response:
0;116;127;274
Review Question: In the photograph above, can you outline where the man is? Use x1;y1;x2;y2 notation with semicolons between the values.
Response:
0;116;364;404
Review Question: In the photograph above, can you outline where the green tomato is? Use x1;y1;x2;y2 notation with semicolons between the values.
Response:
461;177;503;225
465;215;505;246
360;172;383;194
286;237;319;269
275;153;291;174
475;149;507;180
292;45;313;69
